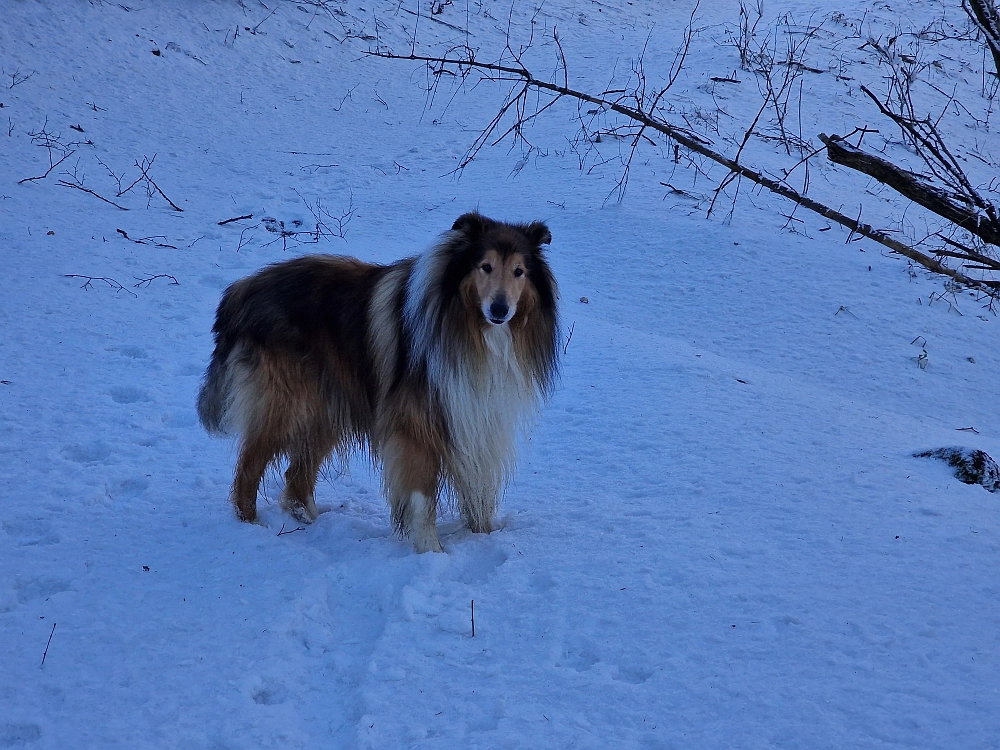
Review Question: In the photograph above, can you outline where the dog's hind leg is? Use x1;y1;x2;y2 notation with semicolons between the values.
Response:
233;435;280;523
453;476;498;535
280;430;335;523
382;434;443;553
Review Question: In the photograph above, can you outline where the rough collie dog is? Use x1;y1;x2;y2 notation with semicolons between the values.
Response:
197;212;558;552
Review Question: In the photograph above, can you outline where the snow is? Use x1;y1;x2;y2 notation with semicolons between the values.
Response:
1;0;998;747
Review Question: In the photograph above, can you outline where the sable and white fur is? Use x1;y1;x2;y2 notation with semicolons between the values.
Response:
197;212;558;552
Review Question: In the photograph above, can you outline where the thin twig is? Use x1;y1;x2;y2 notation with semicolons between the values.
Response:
134;156;184;211
218;214;254;225
65;274;138;296
57;181;129;210
237;227;254;253
134;274;179;288
18;150;75;184
563;321;575;354
40;622;56;667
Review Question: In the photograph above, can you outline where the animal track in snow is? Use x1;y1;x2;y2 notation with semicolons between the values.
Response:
110;477;149;499
15;576;72;604
612;663;655;684
2;519;60;546
456;546;508;584
111;345;148;359
559;642;600;673
160;411;196;428
0;722;42;747
251;684;288;706
60;442;112;464
108;386;151;404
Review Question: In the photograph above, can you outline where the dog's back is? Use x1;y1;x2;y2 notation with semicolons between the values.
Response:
197;255;388;436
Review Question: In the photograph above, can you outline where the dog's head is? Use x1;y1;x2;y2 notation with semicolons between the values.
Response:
450;212;553;327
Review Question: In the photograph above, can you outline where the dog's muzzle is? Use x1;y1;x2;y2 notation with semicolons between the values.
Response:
487;296;511;325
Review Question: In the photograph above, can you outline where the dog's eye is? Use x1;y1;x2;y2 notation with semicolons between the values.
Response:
513;268;524;278
481;263;493;274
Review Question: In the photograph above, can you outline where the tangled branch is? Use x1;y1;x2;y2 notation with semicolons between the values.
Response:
819;131;1000;247
64;275;137;297
368;45;996;292
964;0;1000;77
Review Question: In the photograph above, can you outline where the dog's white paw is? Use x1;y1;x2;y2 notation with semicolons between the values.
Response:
412;529;444;554
407;491;444;552
281;491;320;523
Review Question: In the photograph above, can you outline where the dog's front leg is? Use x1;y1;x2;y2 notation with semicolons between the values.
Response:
406;491;443;554
382;434;443;553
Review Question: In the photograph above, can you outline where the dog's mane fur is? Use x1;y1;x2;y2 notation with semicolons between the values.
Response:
400;215;557;529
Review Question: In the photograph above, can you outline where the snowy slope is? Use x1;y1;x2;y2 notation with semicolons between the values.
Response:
1;1;998;748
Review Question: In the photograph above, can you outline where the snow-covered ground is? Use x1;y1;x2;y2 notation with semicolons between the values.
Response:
1;1;998;747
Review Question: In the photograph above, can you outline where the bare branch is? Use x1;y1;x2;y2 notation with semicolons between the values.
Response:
18;149;75;184
7;67;35;89
134;274;180;288
57;180;129;210
133;155;184;211
964;0;1000;77
820;133;1000;247
218;214;254;225
369;47;998;293
65;275;137;296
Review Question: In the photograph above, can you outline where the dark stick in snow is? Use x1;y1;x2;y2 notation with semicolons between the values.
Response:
40;622;56;668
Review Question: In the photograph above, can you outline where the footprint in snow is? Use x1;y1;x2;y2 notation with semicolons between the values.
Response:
111;345;148;359
110;477;149;499
528;571;556;593
559;642;600;673
2;519;60;547
455;546;509;585
60;442;113;464
160;410;197;428
246;677;288;706
174;362;203;377
199;274;230;290
108;385;151;404
251;686;288;706
15;576;72;604
612;663;655;684
0;722;42;747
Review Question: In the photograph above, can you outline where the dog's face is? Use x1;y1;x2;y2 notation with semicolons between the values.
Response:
451;212;552;327
474;249;527;325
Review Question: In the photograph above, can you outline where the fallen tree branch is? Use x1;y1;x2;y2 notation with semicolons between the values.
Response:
819;133;1000;247
218;214;253;225
18;149;75;184
65;274;137;296
368;48;997;292
934;232;1000;272
132;155;184;212
858;86;999;229
57;180;129;210
964;0;1000;78
133;273;179;288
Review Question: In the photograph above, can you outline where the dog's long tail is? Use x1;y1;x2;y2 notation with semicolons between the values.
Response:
197;349;231;435
197;290;243;435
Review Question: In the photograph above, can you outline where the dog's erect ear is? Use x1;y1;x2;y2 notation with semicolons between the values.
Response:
452;212;491;241
524;221;552;247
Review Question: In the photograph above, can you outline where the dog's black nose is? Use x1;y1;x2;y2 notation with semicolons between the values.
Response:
489;298;509;322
